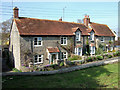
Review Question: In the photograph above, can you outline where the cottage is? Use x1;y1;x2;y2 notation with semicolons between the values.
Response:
9;7;115;70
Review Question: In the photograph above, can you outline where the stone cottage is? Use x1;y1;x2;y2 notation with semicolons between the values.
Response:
9;7;115;70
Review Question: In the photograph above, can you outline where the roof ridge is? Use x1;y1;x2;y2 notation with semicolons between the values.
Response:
16;17;84;25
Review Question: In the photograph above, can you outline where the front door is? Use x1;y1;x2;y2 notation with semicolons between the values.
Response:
51;54;56;64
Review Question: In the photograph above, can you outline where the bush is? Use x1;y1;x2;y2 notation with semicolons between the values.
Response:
12;68;22;72
91;56;97;61
60;62;64;67
108;54;112;58
86;57;92;62
96;56;103;60
68;55;82;61
95;48;104;55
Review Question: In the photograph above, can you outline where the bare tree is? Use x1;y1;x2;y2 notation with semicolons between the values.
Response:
1;18;12;45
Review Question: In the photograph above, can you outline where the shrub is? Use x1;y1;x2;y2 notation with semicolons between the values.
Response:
91;56;97;61
96;56;103;60
86;57;92;62
108;54;112;58
12;68;22;72
95;48;104;55
116;51;120;56
68;55;82;61
60;62;64;67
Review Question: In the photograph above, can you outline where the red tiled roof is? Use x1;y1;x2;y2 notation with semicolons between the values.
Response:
90;22;115;36
47;47;60;53
14;17;89;36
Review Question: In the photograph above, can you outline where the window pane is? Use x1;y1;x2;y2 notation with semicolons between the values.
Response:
39;55;41;57
34;55;38;63
61;52;63;59
61;38;63;44
38;41;41;45
38;37;42;41
39;58;41;62
64;39;66;44
34;38;37;42
34;41;37;45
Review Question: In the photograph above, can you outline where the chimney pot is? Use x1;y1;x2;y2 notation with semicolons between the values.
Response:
13;7;19;18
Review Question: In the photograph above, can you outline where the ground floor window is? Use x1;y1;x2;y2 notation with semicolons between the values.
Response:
61;52;67;59
75;47;82;56
90;46;95;55
34;55;43;64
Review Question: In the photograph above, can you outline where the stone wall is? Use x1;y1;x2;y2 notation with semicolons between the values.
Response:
20;36;75;67
2;57;119;76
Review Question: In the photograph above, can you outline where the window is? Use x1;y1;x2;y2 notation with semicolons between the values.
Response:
60;37;67;45
75;47;82;56
34;55;43;64
90;31;94;41
110;37;113;41
61;52;67;59
90;46;95;55
101;36;104;42
76;31;81;41
34;37;42;46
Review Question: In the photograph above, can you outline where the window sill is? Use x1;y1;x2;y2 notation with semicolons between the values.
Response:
34;45;42;47
34;62;43;65
61;44;67;45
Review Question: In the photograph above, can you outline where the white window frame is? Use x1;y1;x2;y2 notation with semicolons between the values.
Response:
110;37;113;41
101;36;104;42
33;37;43;47
61;52;67;60
34;55;43;64
90;46;95;55
75;47;82;56
75;31;81;41
90;31;94;41
60;37;67;45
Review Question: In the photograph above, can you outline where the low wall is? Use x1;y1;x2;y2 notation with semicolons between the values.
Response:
1;57;119;76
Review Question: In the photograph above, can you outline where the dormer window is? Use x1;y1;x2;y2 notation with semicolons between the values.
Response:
76;31;81;41
90;31;94;41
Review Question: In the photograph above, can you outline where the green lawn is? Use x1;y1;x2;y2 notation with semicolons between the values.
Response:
2;62;119;88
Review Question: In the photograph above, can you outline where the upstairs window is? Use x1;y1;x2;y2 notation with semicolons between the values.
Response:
60;37;67;45
76;31;81;41
34;55;43;64
90;31;94;41
34;37;42;46
61;52;67;59
101;36;104;42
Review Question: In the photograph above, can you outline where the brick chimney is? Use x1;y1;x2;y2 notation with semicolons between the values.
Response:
83;15;90;26
59;17;62;21
13;7;19;18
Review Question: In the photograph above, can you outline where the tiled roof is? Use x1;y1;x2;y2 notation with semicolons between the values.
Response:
47;47;60;53
90;22;115;36
15;17;89;36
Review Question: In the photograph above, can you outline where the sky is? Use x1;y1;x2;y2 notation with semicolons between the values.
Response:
0;1;119;35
